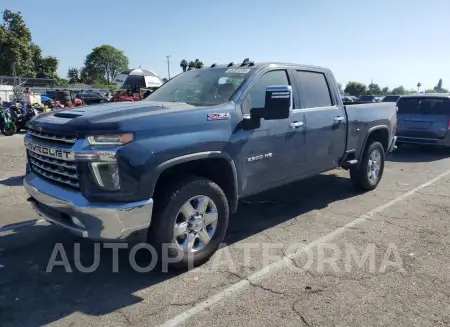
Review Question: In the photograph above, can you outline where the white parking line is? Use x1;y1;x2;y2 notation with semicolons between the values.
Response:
0;219;46;233
156;169;450;327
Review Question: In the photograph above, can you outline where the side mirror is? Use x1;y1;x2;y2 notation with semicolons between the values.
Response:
263;85;292;120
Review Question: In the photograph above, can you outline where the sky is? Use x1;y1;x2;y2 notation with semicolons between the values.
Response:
5;0;450;90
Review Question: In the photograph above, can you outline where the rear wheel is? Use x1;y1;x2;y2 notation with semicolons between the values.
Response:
149;176;229;270
350;141;385;191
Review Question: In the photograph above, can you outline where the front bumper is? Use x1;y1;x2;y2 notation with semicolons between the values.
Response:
24;172;153;241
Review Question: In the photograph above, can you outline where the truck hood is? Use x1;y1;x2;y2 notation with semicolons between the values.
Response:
27;101;200;135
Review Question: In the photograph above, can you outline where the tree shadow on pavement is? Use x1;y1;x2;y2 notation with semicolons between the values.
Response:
387;144;450;163
0;172;360;327
0;175;24;187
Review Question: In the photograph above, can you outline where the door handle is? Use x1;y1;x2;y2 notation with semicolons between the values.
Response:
289;121;304;128
334;116;345;123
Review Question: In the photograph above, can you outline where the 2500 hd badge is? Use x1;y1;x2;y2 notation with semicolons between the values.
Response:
25;141;73;160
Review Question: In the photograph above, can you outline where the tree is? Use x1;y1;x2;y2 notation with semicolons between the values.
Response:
390;86;406;95
367;83;382;95
435;79;443;91
193;59;203;68
36;56;58;78
187;59;204;69
0;10;58;78
162;77;168;83
417;82;421;92
188;60;196;69
56;78;69;87
84;45;129;83
67;68;80;84
344;81;367;97
180;59;188;72
0;10;34;76
382;87;390;95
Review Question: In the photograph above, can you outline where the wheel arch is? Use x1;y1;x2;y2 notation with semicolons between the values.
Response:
151;151;239;214
358;125;390;166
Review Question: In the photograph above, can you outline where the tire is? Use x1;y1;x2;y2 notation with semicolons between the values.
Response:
1;123;16;136
350;141;385;191
148;176;229;270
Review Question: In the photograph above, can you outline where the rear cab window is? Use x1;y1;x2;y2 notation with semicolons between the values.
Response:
397;97;450;115
294;70;334;108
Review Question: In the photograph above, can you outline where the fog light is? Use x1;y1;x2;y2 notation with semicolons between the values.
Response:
71;217;85;229
90;162;120;190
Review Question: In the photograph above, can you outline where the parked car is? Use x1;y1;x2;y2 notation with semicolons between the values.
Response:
75;91;109;105
23;60;397;269
382;95;401;103
357;95;377;103
396;94;450;147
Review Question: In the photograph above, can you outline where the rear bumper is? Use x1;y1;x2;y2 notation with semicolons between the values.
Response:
24;172;153;242
388;136;397;152
396;135;450;147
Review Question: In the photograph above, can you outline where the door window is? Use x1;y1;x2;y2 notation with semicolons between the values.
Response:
248;70;290;109
295;71;333;108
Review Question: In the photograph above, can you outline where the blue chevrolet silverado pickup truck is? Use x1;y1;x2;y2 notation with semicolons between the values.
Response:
23;59;397;268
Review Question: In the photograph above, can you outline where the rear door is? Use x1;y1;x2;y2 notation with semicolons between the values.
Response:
397;97;450;139
293;70;347;172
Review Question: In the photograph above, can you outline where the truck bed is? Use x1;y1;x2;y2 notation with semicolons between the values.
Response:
345;102;397;159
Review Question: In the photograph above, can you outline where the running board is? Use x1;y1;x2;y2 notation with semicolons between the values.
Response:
341;159;358;169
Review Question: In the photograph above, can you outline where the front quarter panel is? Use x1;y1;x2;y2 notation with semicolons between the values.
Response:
131;104;241;199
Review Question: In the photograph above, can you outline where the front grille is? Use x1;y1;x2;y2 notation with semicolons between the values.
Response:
28;127;77;145
28;150;79;188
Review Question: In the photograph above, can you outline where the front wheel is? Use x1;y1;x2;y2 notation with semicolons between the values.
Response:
149;176;229;270
350;141;385;191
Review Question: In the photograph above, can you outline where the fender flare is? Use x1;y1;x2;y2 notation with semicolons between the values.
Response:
358;125;390;164
151;151;239;212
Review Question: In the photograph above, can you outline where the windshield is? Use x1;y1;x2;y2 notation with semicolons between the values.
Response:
145;67;251;106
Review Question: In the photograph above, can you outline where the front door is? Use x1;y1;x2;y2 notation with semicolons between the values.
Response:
239;69;307;195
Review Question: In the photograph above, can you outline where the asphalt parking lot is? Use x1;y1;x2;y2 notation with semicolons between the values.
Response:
1;135;450;327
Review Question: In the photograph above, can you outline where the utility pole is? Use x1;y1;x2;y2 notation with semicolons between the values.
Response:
166;55;171;80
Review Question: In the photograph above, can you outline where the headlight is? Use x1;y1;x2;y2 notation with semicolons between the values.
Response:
87;133;134;146
90;162;120;190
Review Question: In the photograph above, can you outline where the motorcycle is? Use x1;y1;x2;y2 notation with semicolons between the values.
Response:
10;103;42;133
0;106;17;136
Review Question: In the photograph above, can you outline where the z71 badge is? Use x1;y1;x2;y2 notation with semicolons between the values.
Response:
207;113;230;121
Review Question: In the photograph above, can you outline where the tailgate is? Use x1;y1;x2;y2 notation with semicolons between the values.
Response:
397;97;450;139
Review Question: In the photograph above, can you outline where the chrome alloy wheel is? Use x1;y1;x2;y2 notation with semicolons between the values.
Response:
367;149;381;183
173;195;219;253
